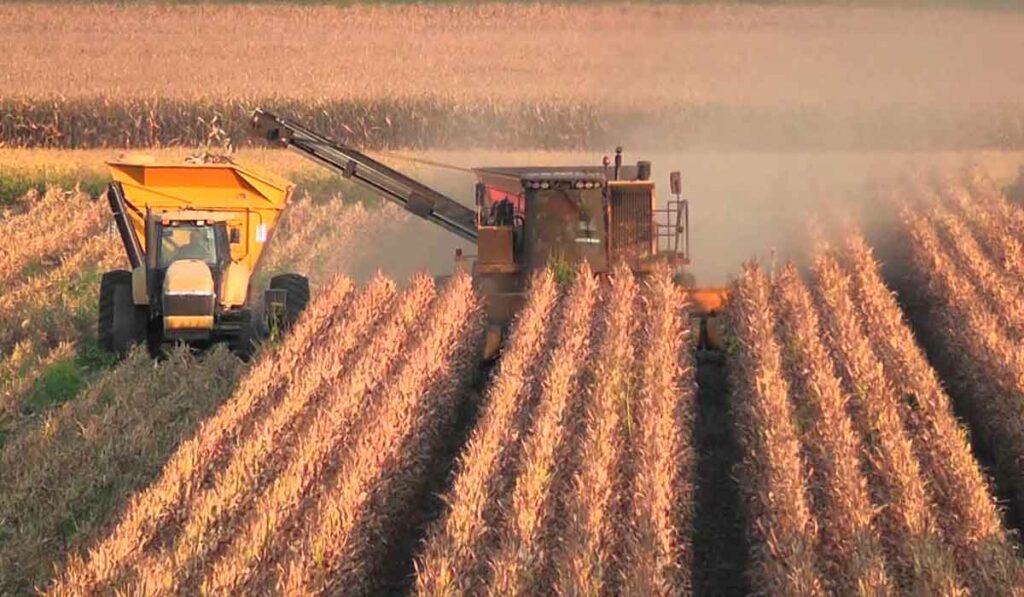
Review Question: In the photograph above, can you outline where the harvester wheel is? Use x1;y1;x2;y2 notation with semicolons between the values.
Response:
268;273;310;331
99;270;146;355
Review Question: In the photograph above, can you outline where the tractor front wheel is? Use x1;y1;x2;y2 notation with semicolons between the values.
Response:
99;270;147;355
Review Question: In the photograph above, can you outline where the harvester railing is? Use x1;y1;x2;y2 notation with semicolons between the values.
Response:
653;198;689;261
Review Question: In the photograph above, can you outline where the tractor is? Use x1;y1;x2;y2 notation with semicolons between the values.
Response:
99;156;309;357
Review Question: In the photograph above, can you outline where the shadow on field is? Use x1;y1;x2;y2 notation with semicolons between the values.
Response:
692;359;750;596
375;361;493;596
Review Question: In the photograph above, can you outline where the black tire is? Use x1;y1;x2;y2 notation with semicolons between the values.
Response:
98;270;147;355
268;273;310;331
229;310;259;361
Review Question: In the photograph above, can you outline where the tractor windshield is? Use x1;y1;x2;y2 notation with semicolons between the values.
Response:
158;223;221;268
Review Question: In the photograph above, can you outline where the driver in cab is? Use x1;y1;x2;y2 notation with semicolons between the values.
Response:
162;226;216;265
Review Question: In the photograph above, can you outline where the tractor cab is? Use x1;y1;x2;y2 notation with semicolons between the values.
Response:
155;217;229;268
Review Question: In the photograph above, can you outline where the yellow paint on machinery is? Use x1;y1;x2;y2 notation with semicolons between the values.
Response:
162;259;215;296
99;155;310;358
164;315;216;331
107;157;293;274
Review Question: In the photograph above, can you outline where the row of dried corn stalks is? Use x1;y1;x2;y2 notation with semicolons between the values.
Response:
50;272;482;596
416;264;697;595
727;231;1023;594
895;169;1024;550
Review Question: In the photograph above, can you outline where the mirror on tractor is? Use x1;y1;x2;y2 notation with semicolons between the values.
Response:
670;171;682;196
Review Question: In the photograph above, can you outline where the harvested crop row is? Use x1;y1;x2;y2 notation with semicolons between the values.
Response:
414;269;559;595
416;265;697;594
900;204;1024;535
0;346;243;596
0;228;120;353
770;264;891;595
726;264;824;595
812;249;963;593
50;274;357;595
839;233;1024;591
0;188;105;290
0;229;121;419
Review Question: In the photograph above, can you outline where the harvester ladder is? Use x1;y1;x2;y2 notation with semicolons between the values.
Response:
250;110;478;243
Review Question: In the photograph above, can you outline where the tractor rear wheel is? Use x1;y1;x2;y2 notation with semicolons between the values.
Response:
268;273;310;332
99;270;146;355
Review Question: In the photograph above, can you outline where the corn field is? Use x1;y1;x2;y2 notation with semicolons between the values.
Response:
417;264;697;595
0;187;408;594
891;168;1024;549
49;271;483;596
2;4;1024;152
4;164;1024;594
726;236;1024;594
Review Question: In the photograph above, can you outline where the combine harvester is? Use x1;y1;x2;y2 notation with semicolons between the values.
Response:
249;109;727;357
99;157;309;357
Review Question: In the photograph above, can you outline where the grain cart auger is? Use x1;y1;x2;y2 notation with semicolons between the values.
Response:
99;156;310;358
250;109;727;358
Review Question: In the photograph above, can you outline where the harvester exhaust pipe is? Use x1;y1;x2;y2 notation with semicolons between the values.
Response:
613;146;623;181
106;182;144;269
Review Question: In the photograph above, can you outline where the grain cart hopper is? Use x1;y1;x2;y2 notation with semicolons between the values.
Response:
99;156;309;357
250;109;727;357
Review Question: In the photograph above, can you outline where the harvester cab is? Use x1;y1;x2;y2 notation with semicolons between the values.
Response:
99;157;310;357
249;109;727;358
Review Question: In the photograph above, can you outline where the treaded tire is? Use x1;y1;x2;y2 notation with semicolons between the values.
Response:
268;273;310;330
229;310;259;361
99;270;147;355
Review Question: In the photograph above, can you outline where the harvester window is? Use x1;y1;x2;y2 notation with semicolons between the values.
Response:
158;224;221;268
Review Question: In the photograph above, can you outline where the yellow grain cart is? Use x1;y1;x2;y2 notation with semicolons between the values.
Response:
100;156;308;357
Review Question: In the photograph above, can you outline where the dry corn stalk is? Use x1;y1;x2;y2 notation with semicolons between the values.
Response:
414;269;558;595
771;264;892;595
727;263;825;596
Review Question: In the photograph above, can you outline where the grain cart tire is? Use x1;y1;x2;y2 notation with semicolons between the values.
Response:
99;270;146;355
268;273;310;331
229;310;259;361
